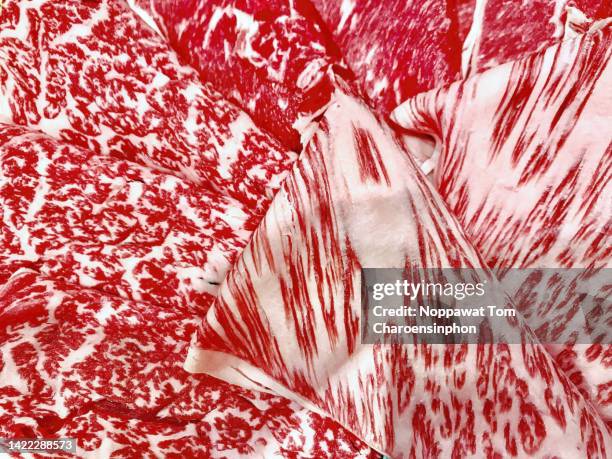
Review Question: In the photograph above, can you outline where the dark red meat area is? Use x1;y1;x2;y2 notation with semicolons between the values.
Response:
310;0;462;117
453;0;612;72
137;0;347;152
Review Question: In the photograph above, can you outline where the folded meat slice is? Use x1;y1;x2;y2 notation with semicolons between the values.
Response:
0;0;296;215
393;26;611;419
186;82;610;457
0;123;257;314
456;0;612;74
310;0;462;118
133;0;348;152
0;268;376;458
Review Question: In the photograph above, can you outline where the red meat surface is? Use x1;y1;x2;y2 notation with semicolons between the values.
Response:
0;0;296;217
454;0;612;74
1;0;610;456
310;0;462;118
186;79;611;457
0;268;376;457
134;0;348;152
0;1;380;455
0;124;259;314
393;25;612;421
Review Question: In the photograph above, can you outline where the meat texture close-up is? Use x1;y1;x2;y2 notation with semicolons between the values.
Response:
0;0;610;458
393;24;611;422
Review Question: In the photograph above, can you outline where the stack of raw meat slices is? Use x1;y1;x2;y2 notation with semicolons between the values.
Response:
1;0;609;457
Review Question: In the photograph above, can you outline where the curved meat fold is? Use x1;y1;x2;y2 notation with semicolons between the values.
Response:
309;0;462;119
0;0;296;216
0;268;375;458
132;0;349;152
186;82;610;457
454;0;612;75
393;25;611;421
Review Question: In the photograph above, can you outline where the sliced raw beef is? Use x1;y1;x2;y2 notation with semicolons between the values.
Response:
133;0;348;152
186;82;610;457
0;268;376;458
310;0;462;118
455;0;612;74
393;26;611;419
0;123;256;314
0;268;221;432
0;0;296;215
